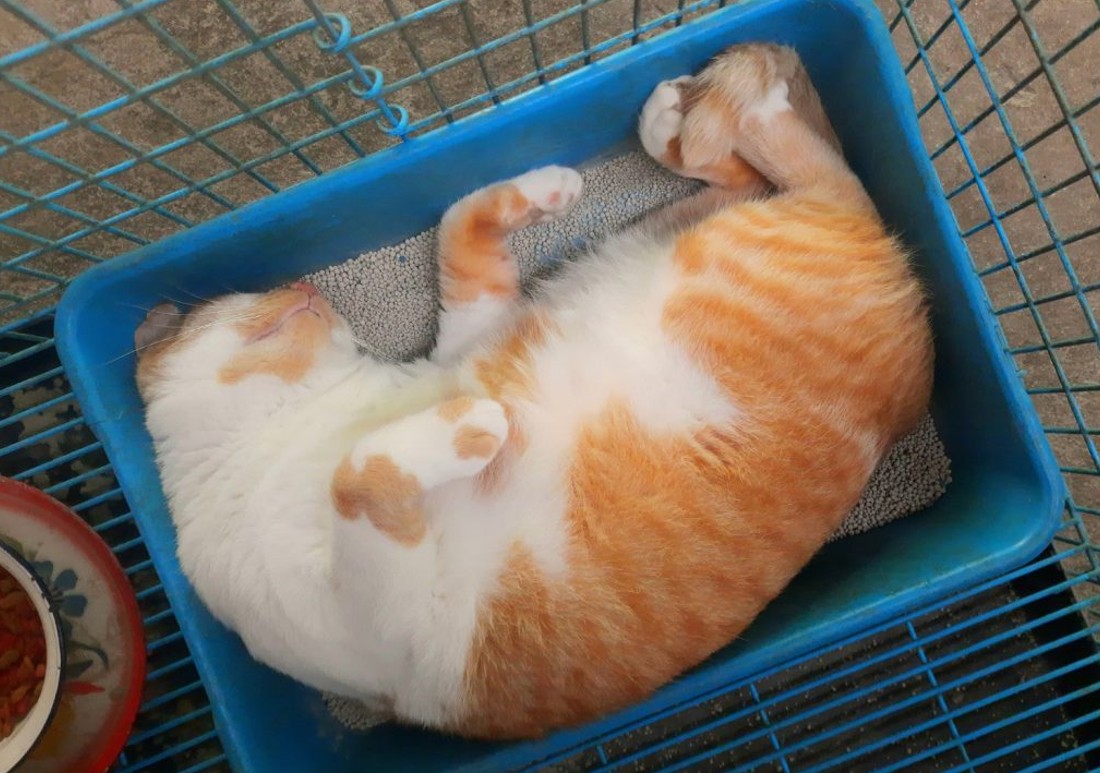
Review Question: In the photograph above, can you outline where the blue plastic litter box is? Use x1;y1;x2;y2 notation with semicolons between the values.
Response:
54;0;1064;769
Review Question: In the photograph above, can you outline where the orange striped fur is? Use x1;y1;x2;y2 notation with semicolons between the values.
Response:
450;44;932;737
456;198;931;735
471;309;554;493
437;185;531;305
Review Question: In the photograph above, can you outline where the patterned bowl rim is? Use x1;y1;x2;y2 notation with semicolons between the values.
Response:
0;477;146;773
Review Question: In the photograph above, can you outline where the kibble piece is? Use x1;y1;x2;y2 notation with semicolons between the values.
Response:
0;565;47;741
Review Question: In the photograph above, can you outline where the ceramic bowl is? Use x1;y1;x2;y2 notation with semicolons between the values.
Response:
0;477;145;773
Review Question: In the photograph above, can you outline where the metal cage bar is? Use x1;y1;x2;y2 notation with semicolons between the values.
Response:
1;0;1098;769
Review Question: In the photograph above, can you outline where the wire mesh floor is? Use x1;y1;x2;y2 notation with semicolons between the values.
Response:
1;0;1099;770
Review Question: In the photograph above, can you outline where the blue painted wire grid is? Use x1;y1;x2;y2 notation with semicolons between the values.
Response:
1;0;1099;770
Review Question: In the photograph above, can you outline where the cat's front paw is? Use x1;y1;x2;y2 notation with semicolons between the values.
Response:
639;76;692;168
438;397;509;470
511;166;583;225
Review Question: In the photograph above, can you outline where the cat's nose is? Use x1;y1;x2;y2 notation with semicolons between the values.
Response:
288;280;318;297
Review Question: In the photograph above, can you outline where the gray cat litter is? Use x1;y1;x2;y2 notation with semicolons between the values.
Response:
830;413;951;542
306;151;952;730
307;153;702;362
322;693;390;732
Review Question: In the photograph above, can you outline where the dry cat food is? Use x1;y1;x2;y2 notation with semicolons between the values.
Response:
0;566;47;740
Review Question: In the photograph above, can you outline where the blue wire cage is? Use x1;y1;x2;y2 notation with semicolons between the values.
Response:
1;0;1098;771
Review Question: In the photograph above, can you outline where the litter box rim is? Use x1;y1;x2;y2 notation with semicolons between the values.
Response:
54;0;1065;769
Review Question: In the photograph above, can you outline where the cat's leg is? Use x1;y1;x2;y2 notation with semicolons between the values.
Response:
639;76;770;194
678;43;874;213
635;186;745;237
637;76;771;236
432;166;582;364
330;397;508;546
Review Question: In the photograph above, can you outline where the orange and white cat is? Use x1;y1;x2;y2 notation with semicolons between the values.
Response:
135;45;932;739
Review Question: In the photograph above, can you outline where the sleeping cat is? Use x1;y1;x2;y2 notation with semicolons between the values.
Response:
134;44;932;739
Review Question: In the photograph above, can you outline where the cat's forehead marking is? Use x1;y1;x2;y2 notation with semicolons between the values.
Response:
218;344;317;385
216;288;328;385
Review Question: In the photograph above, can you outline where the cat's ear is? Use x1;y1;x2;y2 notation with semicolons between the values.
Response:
135;303;184;353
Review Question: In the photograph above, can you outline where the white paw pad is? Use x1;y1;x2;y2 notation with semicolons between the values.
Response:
512;166;584;224
639;77;691;160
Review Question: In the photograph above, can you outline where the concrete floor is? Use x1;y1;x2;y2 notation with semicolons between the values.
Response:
879;0;1100;588
0;0;1097;558
0;0;672;316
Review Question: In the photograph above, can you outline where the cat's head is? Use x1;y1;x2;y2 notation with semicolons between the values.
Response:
134;281;359;416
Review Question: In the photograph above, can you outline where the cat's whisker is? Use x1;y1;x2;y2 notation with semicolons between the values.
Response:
121;300;230;316
105;340;170;366
168;284;219;305
214;279;244;295
157;294;203;308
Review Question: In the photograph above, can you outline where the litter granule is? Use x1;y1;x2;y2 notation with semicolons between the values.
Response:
829;413;951;541
322;693;389;732
307;151;952;730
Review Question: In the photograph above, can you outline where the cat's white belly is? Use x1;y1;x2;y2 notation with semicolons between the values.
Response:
162;232;741;729
534;231;739;435
164;368;458;715
434;231;738;578
400;234;741;723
